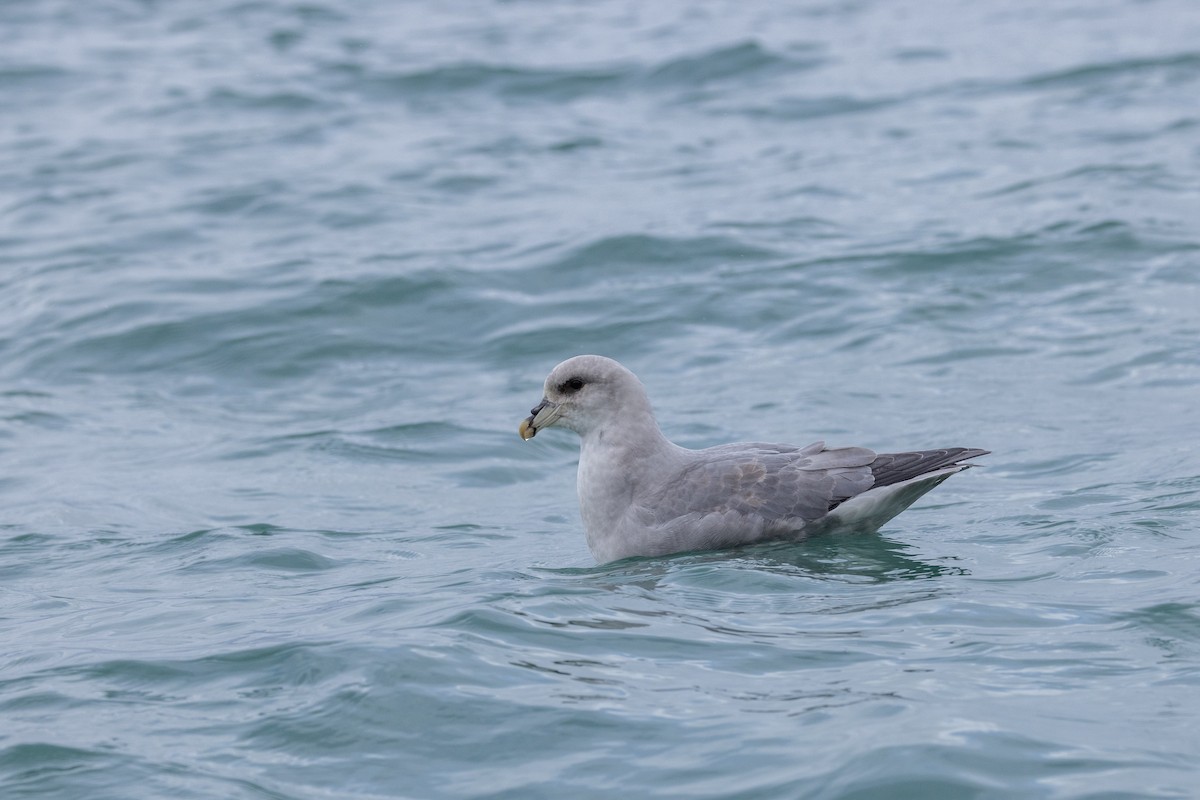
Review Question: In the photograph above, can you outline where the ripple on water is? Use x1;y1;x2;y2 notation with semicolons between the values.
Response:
4;0;1200;798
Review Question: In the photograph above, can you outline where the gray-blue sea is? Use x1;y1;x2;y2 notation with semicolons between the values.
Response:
3;1;1200;798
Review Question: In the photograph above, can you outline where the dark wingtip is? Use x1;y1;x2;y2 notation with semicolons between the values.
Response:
869;447;991;487
942;448;990;470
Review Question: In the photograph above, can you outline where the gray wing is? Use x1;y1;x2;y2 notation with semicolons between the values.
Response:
635;441;877;548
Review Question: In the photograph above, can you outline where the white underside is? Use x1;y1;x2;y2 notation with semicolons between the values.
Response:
807;465;968;537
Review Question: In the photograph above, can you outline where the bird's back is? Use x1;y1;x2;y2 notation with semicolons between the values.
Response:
606;441;988;561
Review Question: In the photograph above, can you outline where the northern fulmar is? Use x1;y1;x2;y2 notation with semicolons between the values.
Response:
519;355;987;564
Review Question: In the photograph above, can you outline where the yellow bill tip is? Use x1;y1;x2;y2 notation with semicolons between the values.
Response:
518;418;536;440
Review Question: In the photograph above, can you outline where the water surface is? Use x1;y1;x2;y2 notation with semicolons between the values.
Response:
2;1;1199;798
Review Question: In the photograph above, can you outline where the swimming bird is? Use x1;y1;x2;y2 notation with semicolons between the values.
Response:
519;355;987;564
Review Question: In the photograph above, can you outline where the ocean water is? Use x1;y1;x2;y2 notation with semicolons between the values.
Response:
3;0;1200;797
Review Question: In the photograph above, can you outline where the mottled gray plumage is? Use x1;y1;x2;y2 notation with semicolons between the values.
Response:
519;355;988;564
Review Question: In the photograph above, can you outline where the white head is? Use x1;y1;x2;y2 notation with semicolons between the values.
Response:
518;355;654;440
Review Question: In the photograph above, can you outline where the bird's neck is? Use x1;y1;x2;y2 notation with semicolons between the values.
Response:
576;418;679;560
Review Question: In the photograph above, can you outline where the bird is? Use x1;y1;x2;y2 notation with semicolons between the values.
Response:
518;355;988;564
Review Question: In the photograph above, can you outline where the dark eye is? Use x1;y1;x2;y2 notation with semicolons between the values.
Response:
561;377;585;393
